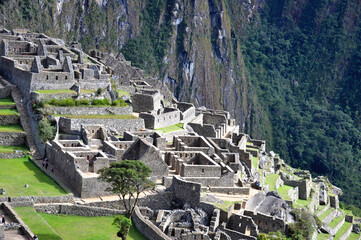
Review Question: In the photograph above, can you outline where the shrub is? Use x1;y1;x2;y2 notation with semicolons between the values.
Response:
96;88;105;95
92;98;111;106
112;99;128;107
38;118;56;142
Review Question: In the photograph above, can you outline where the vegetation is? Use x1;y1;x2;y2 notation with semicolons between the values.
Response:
265;174;279;191
0;157;67;197
0;109;19;115
334;222;352;239
98;160;155;218
0;97;15;105
0;124;24;132
113;215;131;240
0;145;29;153
277;185;293;201
14;207;145;240
55;114;137;119
38;118;56;142
42;98;128;107
318;208;334;221
117;90;131;97
155;123;184;133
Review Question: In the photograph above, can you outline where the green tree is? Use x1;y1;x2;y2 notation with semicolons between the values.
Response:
37;118;56;142
98;160;155;218
113;215;131;240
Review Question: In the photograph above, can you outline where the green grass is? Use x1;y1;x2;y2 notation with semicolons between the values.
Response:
14;207;146;240
246;142;253;146
316;205;327;214
0;157;67;197
265;174;279;191
212;200;242;212
0;124;24;132
277;185;294;201
348;232;361;240
334;222;352;239
118;90;131;97
0;145;29;153
155;123;184;133
253;156;258;169
34;89;96;94
295;198;312;208
55;114;138;119
0;109;19;115
0;97;15;105
328;214;344;229
316;233;331;240
319;208;334;221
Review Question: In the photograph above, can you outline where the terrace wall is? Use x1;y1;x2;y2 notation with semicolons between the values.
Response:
0;132;26;146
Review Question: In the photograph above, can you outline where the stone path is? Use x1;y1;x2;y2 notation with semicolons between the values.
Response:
9;83;42;159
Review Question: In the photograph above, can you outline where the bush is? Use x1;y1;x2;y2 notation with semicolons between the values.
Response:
75;99;90;106
38;118;56;142
112;99;128;107
92;98;111;106
96;88;105;95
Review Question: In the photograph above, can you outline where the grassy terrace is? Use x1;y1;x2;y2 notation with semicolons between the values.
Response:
328;214;344;229
0;109;19;115
0;145;29;153
316;205;327;214
265;174;279;191
317;233;331;240
334;222;352;239
0;157;67;197
34;89;96;94
0;124;24;132
55;114;138;119
277;185;293;201
212;200;242;212
15;207;146;240
155;123;184;133
295;198;312;208
348;232;361;240
253;156;258;169
319;208;334;221
118;90;131;97
0;97;15;105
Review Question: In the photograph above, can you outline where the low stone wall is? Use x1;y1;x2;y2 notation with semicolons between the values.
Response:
0;223;4;240
1;202;34;239
59;117;145;134
208;187;250;195
0;132;26;146
132;206;171;240
35;204;126;217
0;152;27;159
44;106;133;115
0;115;19;125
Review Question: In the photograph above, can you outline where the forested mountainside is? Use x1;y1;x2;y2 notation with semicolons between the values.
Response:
0;0;361;208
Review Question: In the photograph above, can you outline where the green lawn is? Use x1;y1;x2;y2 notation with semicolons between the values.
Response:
334;222;352;239
55;114;138;119
316;233;331;240
212;200;242;212
0;97;15;105
265;174;279;191
0;157;67;197
155;123;184;133
0;109;19;115
0;145;29;153
0;124;24;132
118;90;131;97
15;207;146;240
319;208;334;221
34;89;96;94
277;185;294;201
328;214;344;229
348;232;361;240
295;198;312;208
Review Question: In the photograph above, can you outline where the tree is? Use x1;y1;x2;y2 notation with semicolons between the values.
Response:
113;215;131;240
98;160;155;218
38;118;56;142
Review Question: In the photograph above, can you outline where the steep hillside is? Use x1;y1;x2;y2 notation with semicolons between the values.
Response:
0;0;360;208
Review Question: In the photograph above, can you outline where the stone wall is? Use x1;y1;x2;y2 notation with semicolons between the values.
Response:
0;132;26;146
45;106;133;115
35;204;126;216
132;206;171;240
208;187;250;195
58;117;145;135
170;176;201;207
283;179;311;200
0;114;19;125
243;210;286;234
139;108;181;129
0;224;3;240
132;91;162;113
330;195;339;209
0;152;27;158
188;123;216;138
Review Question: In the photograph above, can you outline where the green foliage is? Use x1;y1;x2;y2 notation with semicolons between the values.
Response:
121;0;175;74
43;98;124;107
38;118;56;142
111;99;128;107
113;215;131;240
92;98;111;106
98;160;155;218
288;209;319;240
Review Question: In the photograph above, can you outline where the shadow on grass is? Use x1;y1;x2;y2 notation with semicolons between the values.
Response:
37;234;62;240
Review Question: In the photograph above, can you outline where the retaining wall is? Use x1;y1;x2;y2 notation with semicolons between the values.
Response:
0;114;19;125
0;132;26;146
44;106;133;115
35;204;126;217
